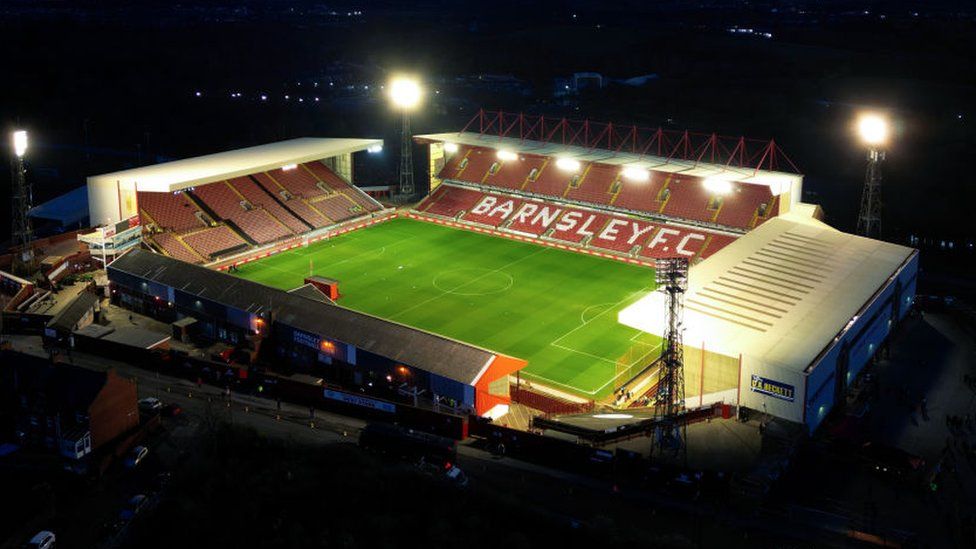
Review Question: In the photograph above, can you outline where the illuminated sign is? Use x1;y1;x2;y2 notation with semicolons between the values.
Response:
750;374;795;402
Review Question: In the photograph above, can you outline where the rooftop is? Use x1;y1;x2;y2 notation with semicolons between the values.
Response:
88;137;383;193
619;213;916;374
108;250;500;385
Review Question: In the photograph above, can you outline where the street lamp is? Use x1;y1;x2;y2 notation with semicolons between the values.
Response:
10;130;35;275
855;112;889;239
388;76;423;201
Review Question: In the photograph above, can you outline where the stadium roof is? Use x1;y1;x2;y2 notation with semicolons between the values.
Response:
108;250;497;385
30;185;89;226
618;213;916;375
416;132;801;195
88;137;382;193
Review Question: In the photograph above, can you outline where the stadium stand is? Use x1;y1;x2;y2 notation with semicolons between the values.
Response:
415;184;741;261
436;145;781;232
418;185;485;217
447;147;497;182
462;193;524;227
151;232;204;263
227;176;310;234
252;173;331;228
659;175;717;224
312;195;362;223
483;154;547;190
303;161;384;213
267;166;327;199
521;160;574;197
189;181;246;220
609;171;668;213
137;191;206;232
563;163;617;206
230;208;294;244
714;184;777;229
548;208;612;243
182;225;249;260
190;182;295;244
504;201;565;235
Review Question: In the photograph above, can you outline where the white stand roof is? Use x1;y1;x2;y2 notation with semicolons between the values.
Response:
619;212;915;375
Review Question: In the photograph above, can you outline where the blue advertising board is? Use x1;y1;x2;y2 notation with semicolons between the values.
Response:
750;374;795;402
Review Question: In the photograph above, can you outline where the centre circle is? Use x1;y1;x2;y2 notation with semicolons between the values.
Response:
433;268;514;296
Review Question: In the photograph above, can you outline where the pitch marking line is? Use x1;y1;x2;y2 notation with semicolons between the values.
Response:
521;341;663;396
551;286;654;348
388;247;547;321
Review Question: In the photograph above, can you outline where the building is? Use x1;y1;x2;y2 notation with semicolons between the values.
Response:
0;352;139;460
82;137;387;268
106;249;525;417
618;212;918;432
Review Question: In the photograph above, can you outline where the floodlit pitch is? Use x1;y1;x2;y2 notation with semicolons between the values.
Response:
233;218;662;398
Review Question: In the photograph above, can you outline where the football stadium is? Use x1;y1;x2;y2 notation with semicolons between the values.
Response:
86;110;917;434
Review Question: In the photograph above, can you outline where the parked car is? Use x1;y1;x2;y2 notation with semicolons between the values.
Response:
445;465;469;487
124;446;149;469
119;494;148;521
162;403;183;417
138;397;163;414
860;442;925;480
26;531;56;549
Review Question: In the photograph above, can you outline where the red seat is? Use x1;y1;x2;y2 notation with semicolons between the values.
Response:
137;192;205;233
227;176;309;234
151;232;203;264
182;226;248;259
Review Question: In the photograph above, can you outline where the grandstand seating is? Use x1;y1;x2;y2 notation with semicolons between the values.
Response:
504;201;565;235
418;185;485;217
312;195;361;223
482;155;547;190
548;208;612;243
227;176;310;234
461;194;523;227
443;147;497;182
303;162;347;191
191;182;296;244
520;159;572;197
609;171;668;213
252;173;331;228
714;184;776;229
565;163;619;206
230;208;294;244
267;166;327;199
137;191;206;233
151;232;203;263
182;226;248;259
190;182;245;220
437;146;780;231
415;184;740;261
659;175;717;224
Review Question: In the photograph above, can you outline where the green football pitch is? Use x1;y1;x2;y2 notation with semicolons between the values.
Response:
232;217;661;399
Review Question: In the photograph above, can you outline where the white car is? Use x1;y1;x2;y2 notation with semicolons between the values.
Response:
138;397;163;414
124;445;149;469
26;531;56;549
